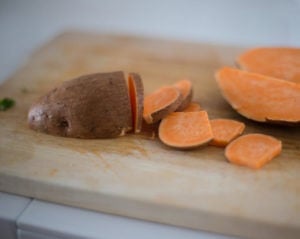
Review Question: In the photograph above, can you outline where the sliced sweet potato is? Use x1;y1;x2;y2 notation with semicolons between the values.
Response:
28;71;132;138
143;86;182;124
182;102;202;112
237;47;300;83
215;67;300;124
128;72;144;133
174;79;193;111
225;133;282;169
158;111;213;149
209;119;245;147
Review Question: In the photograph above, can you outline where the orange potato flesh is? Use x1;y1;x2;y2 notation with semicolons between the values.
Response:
174;79;193;111
143;86;182;124
182;102;202;112
237;47;300;83
209;119;245;147
216;67;300;124
225;133;282;169
128;73;144;133
158;111;213;149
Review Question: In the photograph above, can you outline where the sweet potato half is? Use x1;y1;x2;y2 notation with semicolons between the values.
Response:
237;47;300;83
216;67;300;124
28;71;135;138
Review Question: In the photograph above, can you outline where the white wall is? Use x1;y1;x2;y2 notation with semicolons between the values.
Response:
0;0;300;81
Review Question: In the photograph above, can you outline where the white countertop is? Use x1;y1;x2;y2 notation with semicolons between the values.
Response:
1;1;299;238
0;192;233;239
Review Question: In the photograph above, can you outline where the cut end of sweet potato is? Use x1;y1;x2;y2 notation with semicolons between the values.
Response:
237;47;300;83
143;86;182;124
225;133;282;169
215;67;300;124
209;119;245;147
158;111;213;149
128;72;144;133
174;79;193;111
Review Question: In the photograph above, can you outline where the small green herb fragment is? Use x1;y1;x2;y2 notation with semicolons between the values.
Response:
0;98;15;111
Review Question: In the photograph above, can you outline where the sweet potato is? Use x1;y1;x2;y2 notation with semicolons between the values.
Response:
143;86;182;124
28;71;133;138
158;111;213;149
237;47;300;83
174;79;193;111
225;133;282;169
209;119;245;147
215;67;300;124
182;102;202;112
128;73;144;133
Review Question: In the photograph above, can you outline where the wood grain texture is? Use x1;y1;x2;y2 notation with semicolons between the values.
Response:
0;31;299;239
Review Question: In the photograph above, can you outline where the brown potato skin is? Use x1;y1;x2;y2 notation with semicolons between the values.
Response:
28;71;132;138
176;89;193;111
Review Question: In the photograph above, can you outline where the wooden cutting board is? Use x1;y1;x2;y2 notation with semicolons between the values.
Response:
0;31;299;239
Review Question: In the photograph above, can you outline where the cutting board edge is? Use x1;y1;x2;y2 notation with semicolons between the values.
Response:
1;172;299;239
